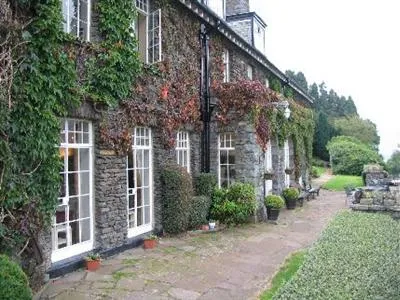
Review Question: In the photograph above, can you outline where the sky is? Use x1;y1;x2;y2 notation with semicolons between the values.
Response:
249;0;400;160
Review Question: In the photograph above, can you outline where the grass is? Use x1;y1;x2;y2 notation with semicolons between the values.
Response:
259;250;307;300
274;211;400;299
322;175;363;191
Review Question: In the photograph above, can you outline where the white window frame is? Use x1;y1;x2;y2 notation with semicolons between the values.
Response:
223;49;230;83
176;131;190;173
52;119;94;263
61;0;91;41
136;0;149;14
265;78;270;89
126;127;153;238
247;64;253;80
147;9;162;64
218;133;235;188
284;139;290;187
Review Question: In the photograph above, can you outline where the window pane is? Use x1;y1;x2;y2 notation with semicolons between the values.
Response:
68;173;78;196
56;206;67;224
80;218;90;242
137;207;143;226
137;188;143;207
220;151;227;164
69;197;79;221
80;195;90;218
128;212;135;228
129;195;135;209
70;221;79;245
144;206;150;224
143;188;150;206
80;171;90;194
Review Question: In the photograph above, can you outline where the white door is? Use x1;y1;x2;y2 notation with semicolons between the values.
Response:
52;119;93;262
265;140;273;195
284;140;290;187
127;127;153;237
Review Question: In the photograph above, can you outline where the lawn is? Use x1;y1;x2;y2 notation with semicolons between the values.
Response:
273;211;400;299
260;250;307;300
322;175;363;191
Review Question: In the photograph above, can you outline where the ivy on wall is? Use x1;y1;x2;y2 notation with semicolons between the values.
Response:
0;0;145;289
99;1;202;152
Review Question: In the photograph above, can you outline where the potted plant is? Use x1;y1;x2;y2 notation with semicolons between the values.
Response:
143;234;158;249
264;195;285;221
285;168;293;175
85;253;101;271
282;187;299;209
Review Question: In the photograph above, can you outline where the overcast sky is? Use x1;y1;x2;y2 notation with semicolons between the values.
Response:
249;0;400;160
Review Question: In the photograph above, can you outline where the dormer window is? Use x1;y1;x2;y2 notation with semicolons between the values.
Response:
253;18;266;53
205;0;226;19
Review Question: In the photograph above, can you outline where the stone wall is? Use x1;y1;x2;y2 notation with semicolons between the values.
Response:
227;19;252;45
94;145;127;251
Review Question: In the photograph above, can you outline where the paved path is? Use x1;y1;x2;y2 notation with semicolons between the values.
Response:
37;189;345;300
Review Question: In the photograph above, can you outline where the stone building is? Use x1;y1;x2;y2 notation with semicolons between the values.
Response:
47;0;314;277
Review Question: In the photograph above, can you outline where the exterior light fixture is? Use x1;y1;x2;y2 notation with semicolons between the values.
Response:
273;100;291;119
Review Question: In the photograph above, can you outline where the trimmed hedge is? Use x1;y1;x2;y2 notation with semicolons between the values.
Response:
264;195;285;209
0;255;32;300
188;195;211;229
161;164;193;234
210;182;257;226
194;173;217;197
275;211;400;299
281;187;299;201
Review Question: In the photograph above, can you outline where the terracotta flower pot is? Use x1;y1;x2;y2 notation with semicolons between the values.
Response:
143;239;157;249
85;259;101;271
201;224;209;231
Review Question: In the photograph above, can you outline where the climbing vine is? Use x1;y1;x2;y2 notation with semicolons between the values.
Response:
99;1;202;152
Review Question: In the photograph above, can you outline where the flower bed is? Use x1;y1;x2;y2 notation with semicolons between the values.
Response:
275;211;400;299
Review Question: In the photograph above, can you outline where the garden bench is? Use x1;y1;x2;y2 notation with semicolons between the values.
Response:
297;191;310;206
308;186;321;199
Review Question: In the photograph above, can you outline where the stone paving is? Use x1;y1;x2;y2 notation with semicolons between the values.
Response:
37;189;345;300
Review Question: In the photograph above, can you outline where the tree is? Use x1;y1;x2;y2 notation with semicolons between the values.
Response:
333;116;380;149
327;136;383;175
285;70;308;92
386;150;400;176
313;112;336;161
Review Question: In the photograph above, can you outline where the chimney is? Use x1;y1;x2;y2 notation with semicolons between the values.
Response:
226;0;250;16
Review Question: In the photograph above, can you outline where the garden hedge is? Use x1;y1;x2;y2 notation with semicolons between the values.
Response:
188;195;211;229
210;182;257;226
0;255;32;300
194;173;217;197
274;211;400;299
161;164;193;234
